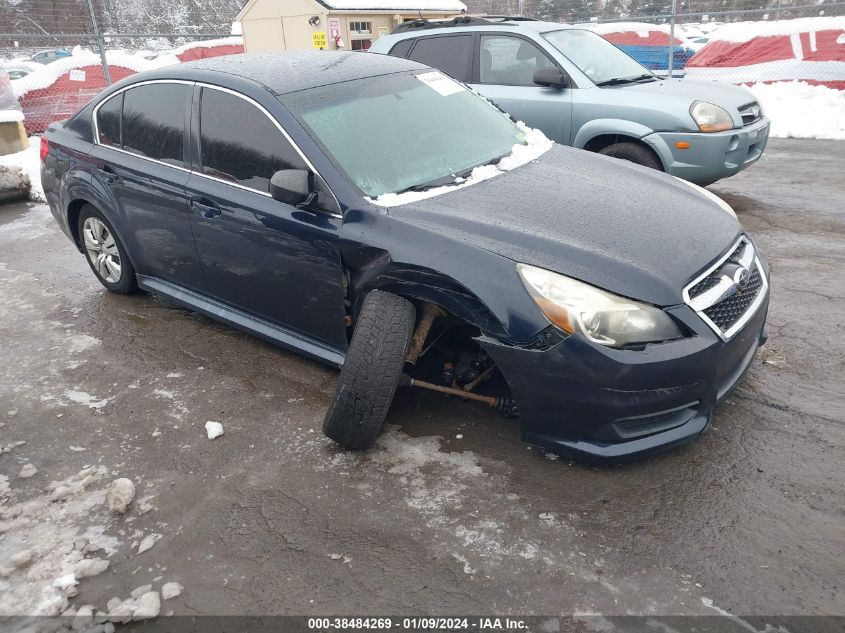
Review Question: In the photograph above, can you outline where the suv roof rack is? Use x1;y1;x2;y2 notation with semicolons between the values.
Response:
391;15;538;34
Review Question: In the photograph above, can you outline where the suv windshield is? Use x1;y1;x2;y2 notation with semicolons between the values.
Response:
284;71;525;198
543;29;653;86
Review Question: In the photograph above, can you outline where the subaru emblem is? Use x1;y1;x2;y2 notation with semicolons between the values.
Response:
733;267;751;291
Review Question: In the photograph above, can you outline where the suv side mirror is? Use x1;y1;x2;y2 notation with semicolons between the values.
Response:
533;68;570;88
270;169;313;205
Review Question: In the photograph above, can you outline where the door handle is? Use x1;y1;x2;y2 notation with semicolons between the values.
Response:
190;198;222;219
97;166;119;184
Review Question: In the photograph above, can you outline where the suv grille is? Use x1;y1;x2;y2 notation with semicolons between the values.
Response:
684;236;768;340
739;101;762;126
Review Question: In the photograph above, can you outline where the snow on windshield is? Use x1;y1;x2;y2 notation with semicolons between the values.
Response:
369;121;553;208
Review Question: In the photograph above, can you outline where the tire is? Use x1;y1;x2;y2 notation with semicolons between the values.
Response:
77;205;138;295
322;290;416;451
598;142;662;171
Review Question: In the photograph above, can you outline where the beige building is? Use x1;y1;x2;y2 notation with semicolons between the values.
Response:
235;0;467;53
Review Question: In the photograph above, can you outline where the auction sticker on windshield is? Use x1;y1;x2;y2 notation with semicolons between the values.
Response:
416;71;463;97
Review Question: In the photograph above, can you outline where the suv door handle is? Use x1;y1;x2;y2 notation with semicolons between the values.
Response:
190;198;222;219
97;166;119;184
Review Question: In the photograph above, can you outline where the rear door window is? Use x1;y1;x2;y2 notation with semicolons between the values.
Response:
121;83;188;165
96;93;122;147
479;35;556;86
198;87;307;194
408;35;473;82
388;39;414;57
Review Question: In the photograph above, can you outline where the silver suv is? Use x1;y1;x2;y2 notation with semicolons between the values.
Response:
370;16;770;185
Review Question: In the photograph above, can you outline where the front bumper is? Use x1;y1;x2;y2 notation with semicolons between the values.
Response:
481;290;769;464
642;117;770;186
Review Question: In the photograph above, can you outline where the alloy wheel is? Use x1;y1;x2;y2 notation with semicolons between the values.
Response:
82;217;122;284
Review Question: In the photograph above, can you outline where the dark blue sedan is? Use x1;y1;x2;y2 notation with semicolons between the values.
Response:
41;52;769;462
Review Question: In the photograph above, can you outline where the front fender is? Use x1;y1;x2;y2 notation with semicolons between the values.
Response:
340;210;548;345
572;118;655;149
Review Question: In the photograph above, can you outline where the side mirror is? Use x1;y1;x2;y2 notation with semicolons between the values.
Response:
269;169;312;205
533;67;570;88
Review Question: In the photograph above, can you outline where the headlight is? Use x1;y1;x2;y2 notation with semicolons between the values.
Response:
516;264;684;348
690;101;734;133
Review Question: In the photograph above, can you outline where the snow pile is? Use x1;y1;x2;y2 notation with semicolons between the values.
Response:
0;467;119;617
749;80;845;139
0;139;41;202
704;16;845;43
0;164;30;204
371;121;553;207
0;110;23;123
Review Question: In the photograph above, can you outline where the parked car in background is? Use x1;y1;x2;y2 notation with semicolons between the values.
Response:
4;61;41;80
31;49;72;64
370;16;770;185
42;52;769;462
686;36;711;52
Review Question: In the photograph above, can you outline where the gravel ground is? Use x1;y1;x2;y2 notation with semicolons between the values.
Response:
0;139;842;627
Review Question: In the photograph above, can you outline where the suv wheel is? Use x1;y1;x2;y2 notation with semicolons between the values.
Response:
598;142;662;171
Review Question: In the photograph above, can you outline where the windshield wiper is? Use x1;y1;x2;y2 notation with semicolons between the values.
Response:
394;155;506;195
595;73;656;87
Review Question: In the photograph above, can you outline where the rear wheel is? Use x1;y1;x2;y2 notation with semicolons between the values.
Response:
77;205;137;294
322;290;416;450
598;142;662;171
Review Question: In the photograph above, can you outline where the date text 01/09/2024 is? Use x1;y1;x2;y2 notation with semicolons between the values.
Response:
307;618;529;630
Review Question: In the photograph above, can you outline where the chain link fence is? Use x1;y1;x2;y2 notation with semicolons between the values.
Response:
1;0;239;134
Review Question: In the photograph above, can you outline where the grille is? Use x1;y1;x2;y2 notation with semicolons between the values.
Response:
688;242;745;298
739;101;762;126
684;236;768;340
703;267;763;330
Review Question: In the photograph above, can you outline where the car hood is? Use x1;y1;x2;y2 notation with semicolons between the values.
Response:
621;77;757;112
388;145;741;307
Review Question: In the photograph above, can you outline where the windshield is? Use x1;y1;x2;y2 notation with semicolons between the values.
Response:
284;71;525;198
543;29;652;85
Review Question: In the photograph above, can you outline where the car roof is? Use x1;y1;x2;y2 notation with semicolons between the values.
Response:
389;16;577;37
143;51;429;95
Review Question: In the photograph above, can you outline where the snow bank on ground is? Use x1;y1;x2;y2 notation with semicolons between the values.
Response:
0;138;42;201
706;16;845;43
370;121;552;207
749;80;845;139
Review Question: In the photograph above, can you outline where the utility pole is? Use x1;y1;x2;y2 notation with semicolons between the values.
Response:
518;0;525;16
667;0;677;78
84;0;112;85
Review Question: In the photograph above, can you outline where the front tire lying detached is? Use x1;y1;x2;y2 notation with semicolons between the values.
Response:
322;290;416;450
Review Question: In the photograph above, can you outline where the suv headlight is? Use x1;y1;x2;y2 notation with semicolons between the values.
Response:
690;101;734;133
517;264;684;348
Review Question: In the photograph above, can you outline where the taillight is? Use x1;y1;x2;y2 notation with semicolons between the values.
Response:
39;137;49;162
